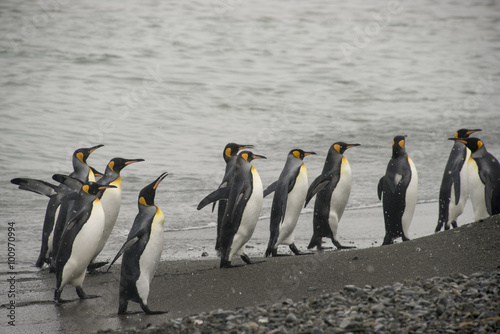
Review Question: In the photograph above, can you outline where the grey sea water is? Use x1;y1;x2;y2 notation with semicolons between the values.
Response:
1;0;499;278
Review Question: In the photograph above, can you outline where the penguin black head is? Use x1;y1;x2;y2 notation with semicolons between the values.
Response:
289;149;316;160
239;151;266;162
223;143;254;163
455;129;481;139
392;135;407;157
82;182;116;196
107;158;145;174
449;137;485;153
138;172;168;207
73;144;104;164
332;142;360;155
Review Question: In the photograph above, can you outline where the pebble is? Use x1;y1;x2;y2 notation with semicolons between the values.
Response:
99;270;500;334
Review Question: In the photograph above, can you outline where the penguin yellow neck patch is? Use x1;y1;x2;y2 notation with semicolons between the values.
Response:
139;197;149;206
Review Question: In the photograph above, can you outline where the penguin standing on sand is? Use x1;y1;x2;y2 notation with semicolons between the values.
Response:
10;145;103;268
107;173;168;315
214;143;254;254
435;129;481;232
53;177;115;302
90;158;145;267
264;149;316;256
52;144;104;262
449;137;500;220
305;142;359;250
377;135;418;245
198;151;266;268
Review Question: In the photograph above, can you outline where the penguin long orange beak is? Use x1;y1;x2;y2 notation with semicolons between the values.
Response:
153;172;169;190
89;144;104;154
466;129;481;135
449;138;467;144
125;158;145;165
346;144;361;150
304;152;316;156
238;144;254;150
253;154;267;160
98;185;117;190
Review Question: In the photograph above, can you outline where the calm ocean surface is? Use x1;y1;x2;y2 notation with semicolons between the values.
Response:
1;0;499;275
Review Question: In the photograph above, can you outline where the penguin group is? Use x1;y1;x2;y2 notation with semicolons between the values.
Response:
11;145;168;314
10;129;500;313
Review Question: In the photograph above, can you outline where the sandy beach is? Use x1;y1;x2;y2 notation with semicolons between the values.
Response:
2;201;499;334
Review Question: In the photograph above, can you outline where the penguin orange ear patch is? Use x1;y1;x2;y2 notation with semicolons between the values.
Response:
225;147;232;158
82;185;90;194
334;144;341;153
399;140;405;149
139;197;148;206
477;140;483;150
241;153;249;162
293;150;301;159
109;161;115;172
77;152;85;163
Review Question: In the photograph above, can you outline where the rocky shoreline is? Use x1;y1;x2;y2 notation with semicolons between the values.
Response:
99;270;499;334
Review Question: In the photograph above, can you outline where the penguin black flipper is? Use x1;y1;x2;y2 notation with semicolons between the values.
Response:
197;187;230;211
11;178;59;197
479;160;500;215
107;236;140;271
263;181;278;197
305;174;332;207
377;177;384;200
52;174;85;191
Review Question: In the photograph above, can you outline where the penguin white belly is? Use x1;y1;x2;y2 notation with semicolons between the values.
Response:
328;158;352;238
94;182;122;259
137;208;164;304
401;157;418;238
61;201;105;287
448;149;470;224
231;169;263;259
467;158;488;220
277;165;308;246
48;206;60;256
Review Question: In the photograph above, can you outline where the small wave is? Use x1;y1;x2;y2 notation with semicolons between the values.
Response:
166;222;217;232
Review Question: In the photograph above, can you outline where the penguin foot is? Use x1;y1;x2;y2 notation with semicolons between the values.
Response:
141;303;168;315
451;221;458;229
241;254;265;265
332;239;356;250
289;244;314;256
76;287;100;300
87;261;109;271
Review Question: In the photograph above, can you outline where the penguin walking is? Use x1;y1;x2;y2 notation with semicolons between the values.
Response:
198;151;266;268
52;144;104;262
214;143;254;254
10;144;103;268
435;129;481;232
377;135;418;245
53;177;115;302
107;173;168;315
264;149;316;256
90;158;144;268
305;142;359;250
449;137;500;220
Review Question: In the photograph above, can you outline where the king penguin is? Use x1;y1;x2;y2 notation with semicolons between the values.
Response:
214;143;254;254
53;177;115;302
305;142;359;250
377;135;418;245
198;151;266;268
449;137;500;220
107;172;168;315
90;157;144;268
52;144;104;264
264;149;316;256
435;129;481;232
10;144;103;268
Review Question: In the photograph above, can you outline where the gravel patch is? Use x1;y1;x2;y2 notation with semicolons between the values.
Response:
98;270;500;333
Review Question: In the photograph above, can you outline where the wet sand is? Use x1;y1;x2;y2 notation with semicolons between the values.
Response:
3;204;499;334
